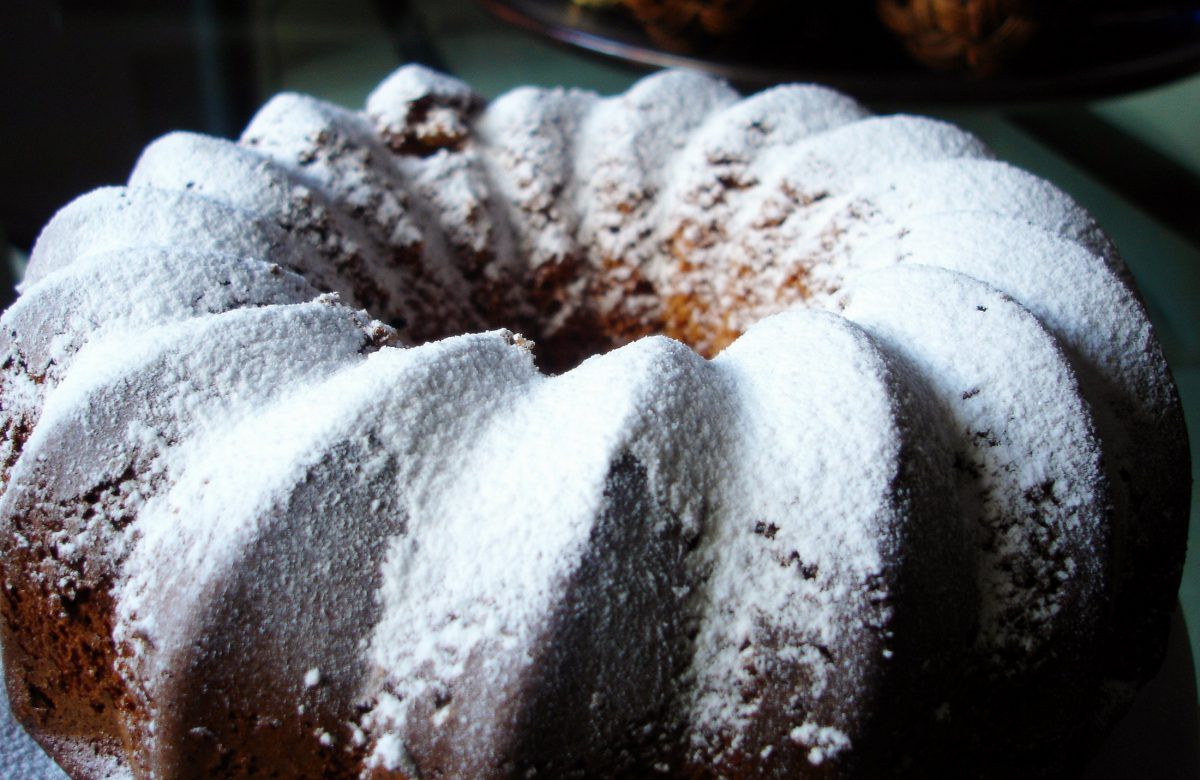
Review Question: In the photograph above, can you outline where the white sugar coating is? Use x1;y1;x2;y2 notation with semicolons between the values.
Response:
658;113;989;262
0;247;316;488
1;302;384;589
842;159;1112;259
130;131;318;218
650;83;869;234
835;264;1109;668
643;112;995;357
572;70;739;270
128;132;391;301
362;335;734;775
23;186;316;289
655;84;870;229
34;301;386;480
725;158;1107;292
756;115;994;198
241;92;420;243
368;64;478;111
733;157;1108;277
366;65;521;280
675;84;870;162
238;90;454;260
659;152;1115;354
856;212;1171;425
857;212;1190;683
0;300;385;774
239;92;484;335
854;212;1168;455
395;144;521;280
684;309;967;766
366;64;480;151
477;87;599;270
115;332;537;771
239;93;435;277
790;723;851;766
2;246;316;393
129;130;454;327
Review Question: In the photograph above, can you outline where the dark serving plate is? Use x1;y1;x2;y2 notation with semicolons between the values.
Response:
480;0;1200;103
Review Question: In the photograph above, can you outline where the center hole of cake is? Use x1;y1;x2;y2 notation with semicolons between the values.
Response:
393;253;792;374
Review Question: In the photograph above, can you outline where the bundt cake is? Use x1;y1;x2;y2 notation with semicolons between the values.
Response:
0;65;1189;778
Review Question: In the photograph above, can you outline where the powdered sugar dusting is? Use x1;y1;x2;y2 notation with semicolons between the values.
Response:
23;186;314;288
836;264;1108;668
361;336;731;775
3;246;316;394
0;246;317;495
682;309;967;770
240;92;483;342
367;64;481;155
129;131;401;310
478;86;598;272
856;212;1188;687
790;722;851;765
116;331;536;771
563;71;738;339
8;303;385;595
649;112;993;356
